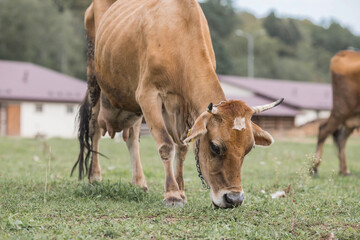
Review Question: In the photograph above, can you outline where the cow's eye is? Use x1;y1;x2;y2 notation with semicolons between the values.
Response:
210;141;221;155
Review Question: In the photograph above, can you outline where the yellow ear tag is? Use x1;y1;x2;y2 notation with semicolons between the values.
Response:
187;129;194;142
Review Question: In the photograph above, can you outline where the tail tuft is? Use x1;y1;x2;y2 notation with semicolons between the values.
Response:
71;93;92;180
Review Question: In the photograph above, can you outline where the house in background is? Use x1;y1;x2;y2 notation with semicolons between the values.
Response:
219;75;332;130
0;60;333;137
0;60;86;138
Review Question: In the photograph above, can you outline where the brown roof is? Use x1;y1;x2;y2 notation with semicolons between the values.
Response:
219;75;332;110
0;60;87;103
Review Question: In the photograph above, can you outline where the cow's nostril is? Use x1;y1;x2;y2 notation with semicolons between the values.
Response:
224;194;233;204
224;192;243;207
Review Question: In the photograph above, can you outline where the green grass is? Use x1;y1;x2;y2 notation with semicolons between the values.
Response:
1;136;359;239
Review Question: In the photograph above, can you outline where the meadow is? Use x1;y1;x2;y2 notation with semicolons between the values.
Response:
0;135;359;239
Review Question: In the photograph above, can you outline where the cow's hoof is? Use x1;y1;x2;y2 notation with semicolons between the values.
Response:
89;173;102;183
309;167;318;175
180;192;187;203
163;196;184;208
139;181;148;192
132;179;148;192
339;171;351;176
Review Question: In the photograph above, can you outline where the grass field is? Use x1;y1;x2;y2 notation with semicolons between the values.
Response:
1;135;359;239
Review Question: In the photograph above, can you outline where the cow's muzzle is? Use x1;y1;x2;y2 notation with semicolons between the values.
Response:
223;191;244;208
212;191;245;208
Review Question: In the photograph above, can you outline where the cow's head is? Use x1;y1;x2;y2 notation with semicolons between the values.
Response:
184;99;283;208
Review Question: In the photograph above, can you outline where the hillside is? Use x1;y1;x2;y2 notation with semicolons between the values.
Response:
202;0;360;82
0;0;359;82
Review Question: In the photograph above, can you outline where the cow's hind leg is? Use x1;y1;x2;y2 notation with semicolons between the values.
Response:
126;118;148;191
72;94;102;182
137;89;184;207
89;102;102;182
174;144;189;202
72;10;103;182
313;116;342;174
332;125;354;175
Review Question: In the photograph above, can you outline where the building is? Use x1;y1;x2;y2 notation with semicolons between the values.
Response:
219;75;332;130
0;59;332;137
0;60;87;138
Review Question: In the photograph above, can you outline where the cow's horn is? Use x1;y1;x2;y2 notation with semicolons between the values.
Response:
252;98;284;114
207;102;213;112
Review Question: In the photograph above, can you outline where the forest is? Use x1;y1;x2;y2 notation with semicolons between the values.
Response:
1;0;359;83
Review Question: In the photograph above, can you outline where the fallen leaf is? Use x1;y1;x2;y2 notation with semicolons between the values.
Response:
284;184;291;194
321;232;335;240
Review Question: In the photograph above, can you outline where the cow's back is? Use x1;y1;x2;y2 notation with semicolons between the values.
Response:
331;50;360;77
330;50;360;114
94;0;215;111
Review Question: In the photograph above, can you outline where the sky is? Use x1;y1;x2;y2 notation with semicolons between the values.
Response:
233;0;360;36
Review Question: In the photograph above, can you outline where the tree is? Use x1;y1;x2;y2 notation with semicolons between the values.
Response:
263;11;302;47
0;0;86;79
311;21;360;53
200;0;237;74
53;0;91;13
1;0;359;84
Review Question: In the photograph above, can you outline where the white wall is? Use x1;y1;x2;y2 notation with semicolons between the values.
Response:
20;102;79;138
0;104;6;136
220;82;254;97
295;109;330;126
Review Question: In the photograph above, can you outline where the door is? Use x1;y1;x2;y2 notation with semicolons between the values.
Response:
6;104;21;136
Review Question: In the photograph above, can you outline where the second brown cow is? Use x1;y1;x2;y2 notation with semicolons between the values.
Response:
314;50;360;175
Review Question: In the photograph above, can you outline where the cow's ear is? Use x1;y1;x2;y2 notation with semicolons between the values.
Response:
183;113;210;144
251;122;274;146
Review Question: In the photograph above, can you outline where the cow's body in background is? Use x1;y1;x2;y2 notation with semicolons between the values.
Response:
314;50;360;175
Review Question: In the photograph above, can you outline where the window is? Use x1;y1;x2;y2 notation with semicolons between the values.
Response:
66;105;74;114
35;104;43;113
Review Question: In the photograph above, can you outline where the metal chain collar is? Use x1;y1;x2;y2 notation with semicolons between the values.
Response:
189;101;226;190
194;139;210;189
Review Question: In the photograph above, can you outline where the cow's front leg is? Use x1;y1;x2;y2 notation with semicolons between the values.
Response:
174;144;189;202
313;115;342;174
137;90;184;207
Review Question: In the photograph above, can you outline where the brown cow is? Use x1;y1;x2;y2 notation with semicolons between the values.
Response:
73;0;283;208
313;50;360;175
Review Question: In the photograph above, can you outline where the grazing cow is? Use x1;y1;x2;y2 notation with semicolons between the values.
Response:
72;0;283;208
314;50;360;175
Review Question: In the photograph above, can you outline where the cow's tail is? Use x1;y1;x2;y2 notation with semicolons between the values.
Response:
71;91;92;180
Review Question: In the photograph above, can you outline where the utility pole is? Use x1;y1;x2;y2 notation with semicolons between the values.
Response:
235;29;255;78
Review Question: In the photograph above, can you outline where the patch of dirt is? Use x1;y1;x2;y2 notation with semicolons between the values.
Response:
320;232;335;240
110;217;129;222
164;216;178;223
91;215;129;222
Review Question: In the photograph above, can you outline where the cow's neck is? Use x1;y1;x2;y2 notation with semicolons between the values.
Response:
166;66;226;144
187;69;226;123
168;49;226;142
